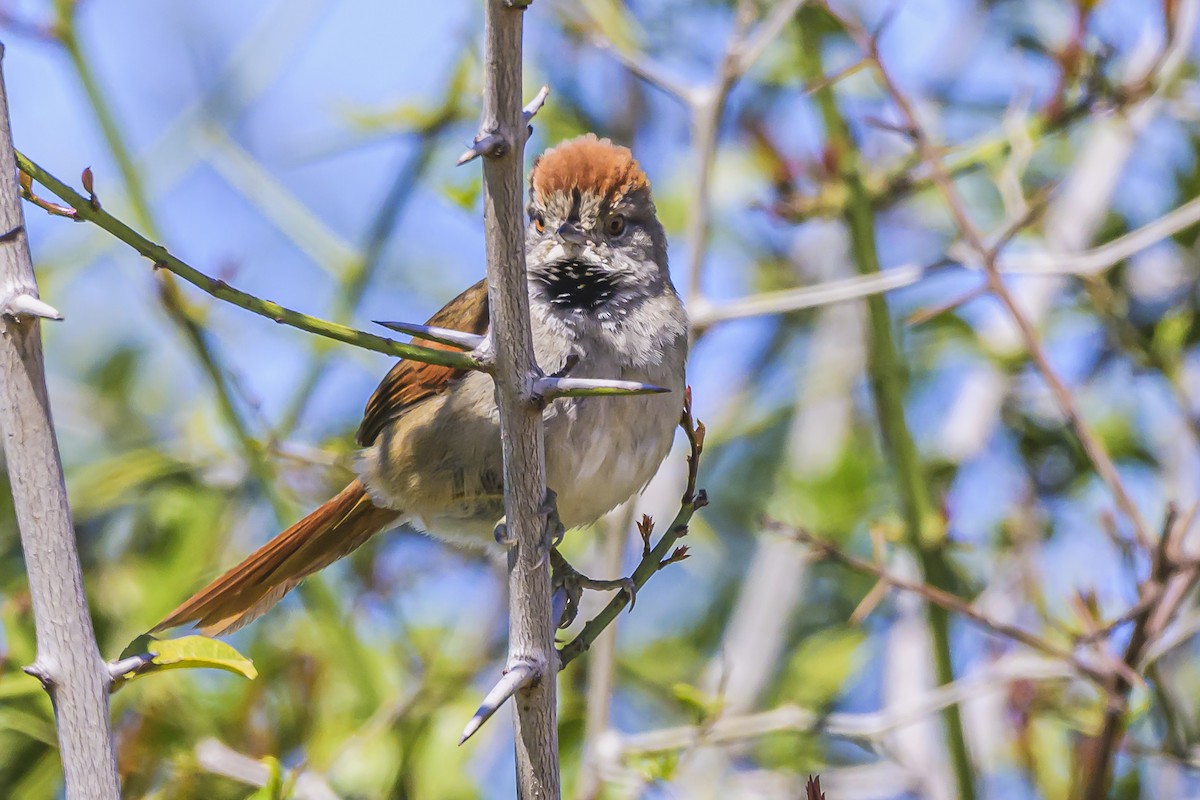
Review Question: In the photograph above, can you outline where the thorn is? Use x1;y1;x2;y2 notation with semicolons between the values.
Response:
23;661;54;689
534;376;670;400
522;85;551;123
107;653;154;681
4;293;63;320
456;132;507;166
460;661;539;744
373;320;485;350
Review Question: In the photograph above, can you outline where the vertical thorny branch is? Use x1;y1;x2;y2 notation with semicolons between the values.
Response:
0;46;121;800
474;0;560;795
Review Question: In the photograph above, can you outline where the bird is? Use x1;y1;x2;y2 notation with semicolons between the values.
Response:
153;134;689;637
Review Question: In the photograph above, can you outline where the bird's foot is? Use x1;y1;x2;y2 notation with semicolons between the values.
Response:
493;489;564;552
550;549;636;629
540;489;566;550
493;516;516;547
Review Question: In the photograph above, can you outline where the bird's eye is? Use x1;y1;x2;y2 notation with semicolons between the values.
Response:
533;215;545;233
606;215;626;237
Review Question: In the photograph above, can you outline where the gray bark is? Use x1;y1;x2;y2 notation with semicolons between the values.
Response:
0;44;121;800
478;0;561;796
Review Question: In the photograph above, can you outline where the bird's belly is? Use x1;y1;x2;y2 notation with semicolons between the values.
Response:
356;372;678;547
544;390;678;529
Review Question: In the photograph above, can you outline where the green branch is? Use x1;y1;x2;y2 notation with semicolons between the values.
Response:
800;18;977;800
16;152;483;372
559;391;706;667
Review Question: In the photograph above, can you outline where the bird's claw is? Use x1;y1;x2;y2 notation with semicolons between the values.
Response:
540;489;565;550
550;550;637;629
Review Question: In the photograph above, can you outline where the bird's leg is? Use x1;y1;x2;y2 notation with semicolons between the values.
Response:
550;548;637;629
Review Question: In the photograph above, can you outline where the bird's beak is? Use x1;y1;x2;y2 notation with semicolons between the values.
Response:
555;222;588;246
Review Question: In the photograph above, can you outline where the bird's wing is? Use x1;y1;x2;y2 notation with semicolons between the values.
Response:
356;278;490;447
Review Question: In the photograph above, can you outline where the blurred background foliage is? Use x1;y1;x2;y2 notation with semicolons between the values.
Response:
2;0;1200;798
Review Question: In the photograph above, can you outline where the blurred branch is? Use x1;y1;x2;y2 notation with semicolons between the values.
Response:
779;524;1121;687
1081;505;1200;799
799;19;977;800
195;739;340;800
51;2;286;517
558;390;706;667
277;73;466;434
15;153;485;371
605;654;1071;756
584;0;809;306
829;4;1157;552
692;189;1200;328
0;49;121;798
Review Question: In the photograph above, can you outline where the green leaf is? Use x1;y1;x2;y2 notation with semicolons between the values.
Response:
243;757;284;800
113;634;257;689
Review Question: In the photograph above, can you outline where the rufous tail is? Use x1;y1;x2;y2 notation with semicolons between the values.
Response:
153;480;398;637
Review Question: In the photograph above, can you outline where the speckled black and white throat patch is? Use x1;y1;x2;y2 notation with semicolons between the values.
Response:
535;259;618;311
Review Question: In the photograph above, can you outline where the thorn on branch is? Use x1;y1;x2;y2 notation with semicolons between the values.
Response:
373;320;486;350
23;661;54;690
3;292;63;321
534;375;670;401
460;660;539;744
455;131;508;166
457;86;550;166
522;84;551;124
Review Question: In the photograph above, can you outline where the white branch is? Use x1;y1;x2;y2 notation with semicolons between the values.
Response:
473;0;561;795
0;45;121;799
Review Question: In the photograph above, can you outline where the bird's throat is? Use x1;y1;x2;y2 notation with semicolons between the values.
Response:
534;259;617;311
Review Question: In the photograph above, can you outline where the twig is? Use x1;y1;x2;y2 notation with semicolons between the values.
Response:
586;0;808;307
559;389;706;667
51;2;288;520
0;48;121;799
16;153;485;372
1080;508;1182;800
780;524;1121;688
277;70;466;435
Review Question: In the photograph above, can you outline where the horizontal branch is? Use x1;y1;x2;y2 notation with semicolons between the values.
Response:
608;654;1072;756
16;153;482;371
692;190;1200;329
